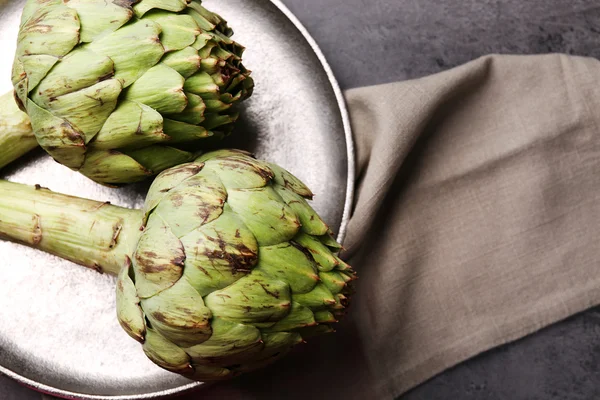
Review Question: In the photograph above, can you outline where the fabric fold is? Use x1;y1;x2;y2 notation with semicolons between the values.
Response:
344;53;600;397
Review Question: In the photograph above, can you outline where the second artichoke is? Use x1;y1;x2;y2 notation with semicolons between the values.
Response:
0;150;355;380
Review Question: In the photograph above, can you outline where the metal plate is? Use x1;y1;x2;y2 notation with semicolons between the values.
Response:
0;0;354;398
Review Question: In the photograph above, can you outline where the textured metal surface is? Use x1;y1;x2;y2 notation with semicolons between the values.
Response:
0;0;354;398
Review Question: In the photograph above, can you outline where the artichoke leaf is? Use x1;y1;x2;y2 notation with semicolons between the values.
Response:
153;173;227;238
16;4;79;58
274;186;329;236
319;271;347;295
314;310;337;324
91;101;168;150
16;54;59;96
163;118;211;143
25;100;85;169
293;232;339;272
254;242;319;294
141;276;212;347
143;328;193;375
232;332;302;374
166;92;206;125
116;262;146;343
184;317;263;366
64;0;134;43
125;64;187;115
133;215;185;298
32;48;115;104
184;71;219;96
203;155;274;189
78;149;152;185
145;12;200;52
88;19;164;87
32;78;122;144
298;324;335;340
124;146;195;176
134;0;189;18
294;283;336;311
267;162;314;198
144;162;204;218
161;47;201;79
226;187;301;247
262;302;316;332
180;205;258;296
204;273;291;324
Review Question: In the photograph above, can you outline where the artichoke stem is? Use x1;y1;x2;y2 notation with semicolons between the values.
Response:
0;180;143;275
0;91;38;169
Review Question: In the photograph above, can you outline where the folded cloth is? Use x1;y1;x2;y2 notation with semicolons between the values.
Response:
41;53;600;400
193;53;600;399
342;53;600;398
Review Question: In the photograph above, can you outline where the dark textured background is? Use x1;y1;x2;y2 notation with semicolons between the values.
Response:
2;0;600;399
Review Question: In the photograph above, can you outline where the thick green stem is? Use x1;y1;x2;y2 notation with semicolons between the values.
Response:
0;90;38;169
0;180;143;275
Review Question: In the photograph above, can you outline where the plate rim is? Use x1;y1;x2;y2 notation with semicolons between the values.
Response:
0;0;355;398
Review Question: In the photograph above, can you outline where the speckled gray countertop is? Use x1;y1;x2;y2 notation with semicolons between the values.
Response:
2;0;600;398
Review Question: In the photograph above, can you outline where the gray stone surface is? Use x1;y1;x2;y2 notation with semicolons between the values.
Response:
3;0;600;398
282;0;600;88
0;375;42;400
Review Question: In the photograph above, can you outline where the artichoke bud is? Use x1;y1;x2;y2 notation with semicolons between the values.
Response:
12;0;253;185
115;151;356;380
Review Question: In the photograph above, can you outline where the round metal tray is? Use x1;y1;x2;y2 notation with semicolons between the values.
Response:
0;0;354;398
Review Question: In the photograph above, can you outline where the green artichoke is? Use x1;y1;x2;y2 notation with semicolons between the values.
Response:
0;150;355;380
6;0;253;185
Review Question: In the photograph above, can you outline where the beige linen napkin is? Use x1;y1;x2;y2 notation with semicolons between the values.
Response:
341;53;600;397
40;53;600;399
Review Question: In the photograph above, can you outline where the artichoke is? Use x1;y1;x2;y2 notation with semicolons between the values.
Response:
0;150;355;380
3;0;253;185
